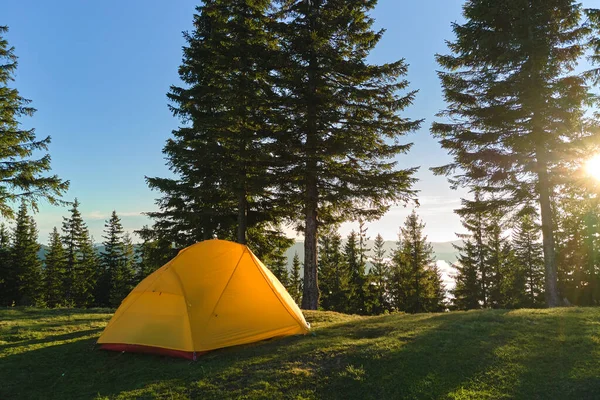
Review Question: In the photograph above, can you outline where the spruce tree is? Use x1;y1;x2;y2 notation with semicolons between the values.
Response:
485;213;511;308
455;193;490;307
275;0;420;309
318;228;348;312
425;263;447;312
345;231;367;314
0;224;11;305
432;0;596;307
391;211;438;313
44;227;66;308
62;199;97;307
369;233;390;314
451;239;481;310
0;26;68;218
146;0;286;248
110;232;135;307
97;211;126;307
513;213;545;307
10;203;42;306
288;252;303;305
388;234;410;312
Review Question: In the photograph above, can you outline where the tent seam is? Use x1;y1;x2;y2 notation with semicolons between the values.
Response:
98;261;174;335
205;248;247;328
170;267;196;355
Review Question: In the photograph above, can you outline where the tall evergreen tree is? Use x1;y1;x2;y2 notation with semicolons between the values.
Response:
288;252;303;305
44;227;66;308
98;211;134;307
0;26;68;218
0;224;11;305
345;231;367;314
97;211;126;306
389;211;440;313
485;213;512;308
275;0;420;309
432;0;597;307
110;232;135;307
513;213;545;307
62;199;97;307
451;238;481;310
146;0;287;248
10;202;42;306
369;233;390;314
455;192;491;307
318;228;348;312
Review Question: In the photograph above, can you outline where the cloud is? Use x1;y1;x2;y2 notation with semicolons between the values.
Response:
84;211;144;220
119;211;143;217
86;211;106;220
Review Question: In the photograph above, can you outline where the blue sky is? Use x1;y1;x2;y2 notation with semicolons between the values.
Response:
2;0;556;244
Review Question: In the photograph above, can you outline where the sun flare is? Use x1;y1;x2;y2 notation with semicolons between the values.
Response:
586;154;600;181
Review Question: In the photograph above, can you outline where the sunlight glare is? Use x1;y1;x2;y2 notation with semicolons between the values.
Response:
586;154;600;181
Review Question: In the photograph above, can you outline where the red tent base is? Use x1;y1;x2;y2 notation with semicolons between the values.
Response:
100;344;207;360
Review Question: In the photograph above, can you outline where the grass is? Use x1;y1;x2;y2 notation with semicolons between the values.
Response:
1;307;600;399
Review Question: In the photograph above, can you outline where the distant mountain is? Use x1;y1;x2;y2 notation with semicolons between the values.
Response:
284;239;462;267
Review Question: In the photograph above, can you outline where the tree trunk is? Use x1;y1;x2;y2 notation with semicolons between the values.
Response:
300;0;320;310
302;180;319;310
537;156;560;307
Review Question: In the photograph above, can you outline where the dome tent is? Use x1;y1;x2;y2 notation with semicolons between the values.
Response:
97;239;310;360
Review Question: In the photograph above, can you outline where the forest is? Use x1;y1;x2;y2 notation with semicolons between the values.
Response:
2;0;600;315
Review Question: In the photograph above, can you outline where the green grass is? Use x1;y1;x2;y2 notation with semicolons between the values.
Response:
2;307;600;399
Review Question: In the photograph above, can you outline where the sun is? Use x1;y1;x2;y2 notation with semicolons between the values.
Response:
586;154;600;181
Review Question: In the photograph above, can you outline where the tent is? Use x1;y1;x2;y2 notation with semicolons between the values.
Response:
97;239;310;360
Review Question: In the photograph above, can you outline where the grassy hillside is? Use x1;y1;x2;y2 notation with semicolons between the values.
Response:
1;307;599;399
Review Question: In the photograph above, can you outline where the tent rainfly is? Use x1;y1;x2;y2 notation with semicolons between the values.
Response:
97;239;310;360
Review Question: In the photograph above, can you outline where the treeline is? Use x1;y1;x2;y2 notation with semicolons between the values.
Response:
0;199;305;308
0;200;151;308
314;212;446;315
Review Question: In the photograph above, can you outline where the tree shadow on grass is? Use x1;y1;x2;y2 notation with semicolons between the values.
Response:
0;327;104;352
1;310;600;399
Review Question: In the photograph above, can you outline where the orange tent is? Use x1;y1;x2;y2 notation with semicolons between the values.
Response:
97;239;310;360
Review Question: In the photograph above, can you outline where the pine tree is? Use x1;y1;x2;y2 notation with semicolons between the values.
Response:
274;0;420;309
369;233;390;314
62;199;97;307
388;233;410;312
44;227;66;308
10;203;42;306
455;192;490;307
485;213;511;308
97;211;126;307
513;213;545;307
432;0;596;307
110;232;135;307
0;26;68;218
345;231;367;314
288;252;303;305
425;262;447;312
390;211;438;313
318;229;348;312
451;239;481;310
0;224;11;305
146;0;287;248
